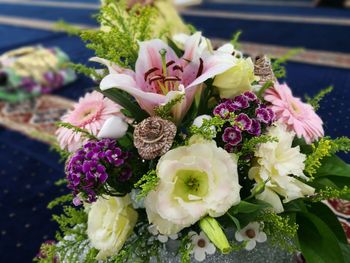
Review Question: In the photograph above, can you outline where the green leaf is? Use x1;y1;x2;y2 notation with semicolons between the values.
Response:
97;87;148;122
307;202;347;244
226;212;241;230
340;243;350;263
297;212;345;263
315;155;350;178
229;200;270;214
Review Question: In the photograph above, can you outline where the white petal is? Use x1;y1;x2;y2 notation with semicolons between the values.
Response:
147;225;159;236
245;240;256;251
97;116;128;139
256;232;267;243
256;188;284;213
206;243;216;255
235;231;244;242
217;43;234;54
157;235;169;243
194;249;206;262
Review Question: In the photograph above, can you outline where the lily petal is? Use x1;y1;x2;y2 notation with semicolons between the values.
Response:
90;57;134;77
187;53;235;89
100;73;166;115
135;39;179;90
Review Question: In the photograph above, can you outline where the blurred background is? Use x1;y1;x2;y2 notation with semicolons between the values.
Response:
0;0;349;262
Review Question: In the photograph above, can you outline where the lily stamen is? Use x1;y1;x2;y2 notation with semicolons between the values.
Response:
144;67;159;81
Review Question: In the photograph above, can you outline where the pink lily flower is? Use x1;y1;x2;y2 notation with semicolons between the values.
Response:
93;32;235;122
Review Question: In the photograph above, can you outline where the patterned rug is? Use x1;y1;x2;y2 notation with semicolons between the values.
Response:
0;95;73;144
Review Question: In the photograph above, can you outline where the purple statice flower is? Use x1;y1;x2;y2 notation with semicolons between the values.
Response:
247;119;261;136
235;113;252;130
66;138;130;204
222;126;242;146
243;91;258;102
256;107;271;124
232;95;249;109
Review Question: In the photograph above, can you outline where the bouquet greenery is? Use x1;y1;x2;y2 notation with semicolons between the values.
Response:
36;1;350;262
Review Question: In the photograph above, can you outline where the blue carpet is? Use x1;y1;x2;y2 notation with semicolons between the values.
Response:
0;25;58;50
183;15;350;53
0;3;97;26
198;2;350;18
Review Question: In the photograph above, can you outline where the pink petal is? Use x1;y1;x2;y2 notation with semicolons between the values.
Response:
100;73;166;115
182;32;202;62
186;53;235;89
135;39;179;90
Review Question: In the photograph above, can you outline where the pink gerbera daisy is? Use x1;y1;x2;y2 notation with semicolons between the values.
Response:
56;91;123;152
264;82;324;144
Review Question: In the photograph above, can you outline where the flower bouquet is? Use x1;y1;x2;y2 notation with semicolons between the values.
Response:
37;1;350;263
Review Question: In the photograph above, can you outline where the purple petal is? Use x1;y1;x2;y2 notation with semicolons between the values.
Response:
233;95;249;109
235;113;253;130
248;119;261;136
256;108;271;124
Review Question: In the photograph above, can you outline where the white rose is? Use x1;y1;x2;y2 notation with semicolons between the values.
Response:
213;57;256;99
145;140;241;235
249;123;315;213
87;195;138;260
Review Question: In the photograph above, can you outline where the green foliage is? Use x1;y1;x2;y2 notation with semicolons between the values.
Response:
272;48;303;78
49;142;70;162
55;20;84;35
257;80;273;99
305;137;333;178
230;30;242;49
56;122;97;140
305;137;350;178
178;234;193;263
296;212;345;263
311;186;350;202
70;63;102;80
81;0;158;68
52;206;87;235
134;170;159;200
154;94;185;121
305;86;333;111
47;194;72;209
189;115;234;140
226;200;271;229
257;212;298;252
97;87;148;122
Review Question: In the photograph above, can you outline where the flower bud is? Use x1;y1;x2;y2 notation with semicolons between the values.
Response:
199;216;231;254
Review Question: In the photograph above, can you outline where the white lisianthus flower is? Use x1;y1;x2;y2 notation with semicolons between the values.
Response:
213;57;256;99
235;222;267;251
249;123;315;213
87;195;138;260
144;140;241;235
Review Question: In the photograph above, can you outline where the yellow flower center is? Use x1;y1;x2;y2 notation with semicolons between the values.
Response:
173;170;209;202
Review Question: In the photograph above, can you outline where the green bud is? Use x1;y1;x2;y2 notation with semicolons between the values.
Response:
199;216;231;254
251;181;266;197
